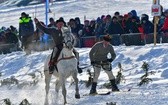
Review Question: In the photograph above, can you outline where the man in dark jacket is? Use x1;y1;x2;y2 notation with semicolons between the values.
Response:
34;18;82;74
48;17;55;28
107;16;124;45
89;35;119;95
19;12;34;54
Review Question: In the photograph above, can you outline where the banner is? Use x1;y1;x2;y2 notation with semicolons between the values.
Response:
151;0;161;16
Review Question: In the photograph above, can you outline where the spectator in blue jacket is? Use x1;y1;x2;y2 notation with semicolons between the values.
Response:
141;14;154;34
130;10;140;23
107;16;124;45
19;12;34;55
81;20;93;37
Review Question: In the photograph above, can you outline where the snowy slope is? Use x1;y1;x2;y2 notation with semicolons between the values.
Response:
0;0;62;8
1;44;168;105
0;0;168;105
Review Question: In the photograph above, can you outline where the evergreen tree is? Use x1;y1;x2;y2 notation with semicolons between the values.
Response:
4;98;11;105
138;62;154;86
116;62;125;84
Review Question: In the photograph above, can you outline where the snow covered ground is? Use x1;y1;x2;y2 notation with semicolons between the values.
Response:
1;44;168;105
0;0;168;105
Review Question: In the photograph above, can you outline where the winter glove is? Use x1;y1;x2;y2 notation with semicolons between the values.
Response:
107;58;113;62
48;61;55;74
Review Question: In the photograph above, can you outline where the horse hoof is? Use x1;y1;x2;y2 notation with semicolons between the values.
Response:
75;94;80;99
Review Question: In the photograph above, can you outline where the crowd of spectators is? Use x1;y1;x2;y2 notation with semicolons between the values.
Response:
0;26;21;54
0;26;18;44
64;9;168;46
0;8;168;54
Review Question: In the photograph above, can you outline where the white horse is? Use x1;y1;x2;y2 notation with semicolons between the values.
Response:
44;27;80;105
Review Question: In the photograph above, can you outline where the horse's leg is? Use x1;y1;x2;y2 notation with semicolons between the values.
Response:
44;72;52;96
60;77;67;105
44;97;49;105
44;71;52;105
55;79;61;95
72;71;80;99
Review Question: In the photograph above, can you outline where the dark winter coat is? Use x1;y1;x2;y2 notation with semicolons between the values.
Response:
36;22;64;46
95;22;106;38
107;21;124;35
161;16;168;32
75;19;84;36
82;26;93;37
19;17;34;36
125;18;139;33
141;20;154;34
130;10;140;23
95;21;106;38
71;26;80;37
129;21;140;33
158;16;165;31
5;32;18;44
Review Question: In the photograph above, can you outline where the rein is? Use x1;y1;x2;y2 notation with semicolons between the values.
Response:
44;56;75;73
56;56;75;64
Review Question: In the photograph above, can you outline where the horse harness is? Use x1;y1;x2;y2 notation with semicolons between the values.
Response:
48;46;75;72
48;27;75;73
93;61;112;71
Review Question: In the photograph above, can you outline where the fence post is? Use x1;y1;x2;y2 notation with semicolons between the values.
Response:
154;16;159;46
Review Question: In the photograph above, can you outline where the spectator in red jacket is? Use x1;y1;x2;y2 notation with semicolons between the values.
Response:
160;9;168;43
161;9;168;34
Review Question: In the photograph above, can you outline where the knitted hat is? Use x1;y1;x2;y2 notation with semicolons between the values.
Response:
124;14;128;18
56;19;64;24
103;35;111;42
21;12;28;17
21;12;26;16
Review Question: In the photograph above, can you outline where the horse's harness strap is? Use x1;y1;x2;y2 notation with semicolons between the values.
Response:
49;48;55;64
93;61;112;71
56;56;75;64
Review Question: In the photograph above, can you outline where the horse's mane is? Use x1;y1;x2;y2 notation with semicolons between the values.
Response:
61;27;77;47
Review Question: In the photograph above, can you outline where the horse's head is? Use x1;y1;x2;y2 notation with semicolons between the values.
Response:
62;27;75;50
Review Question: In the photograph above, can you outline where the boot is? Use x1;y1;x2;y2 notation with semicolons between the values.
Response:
48;61;55;74
110;79;119;92
77;62;82;73
77;66;82;73
48;47;62;74
89;82;97;95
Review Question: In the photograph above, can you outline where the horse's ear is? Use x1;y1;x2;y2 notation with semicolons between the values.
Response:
67;26;71;32
62;27;70;32
61;27;65;33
